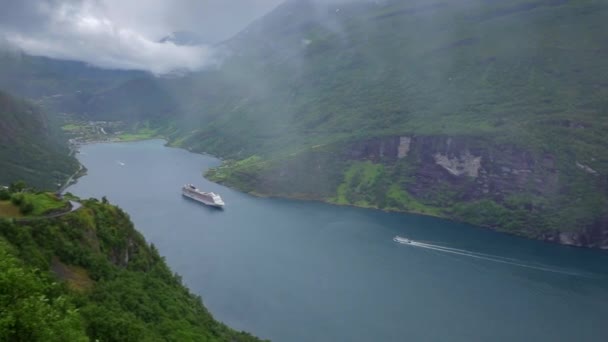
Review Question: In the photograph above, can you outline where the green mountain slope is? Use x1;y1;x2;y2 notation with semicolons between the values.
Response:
0;194;262;342
167;0;608;247
166;0;607;156
3;0;607;247
0;48;174;124
0;90;78;189
0;49;144;106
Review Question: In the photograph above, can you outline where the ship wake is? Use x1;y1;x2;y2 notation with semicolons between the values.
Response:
396;239;588;277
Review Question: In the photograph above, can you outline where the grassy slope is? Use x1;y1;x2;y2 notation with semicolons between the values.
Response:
0;191;69;218
0;201;22;217
0;91;79;189
0;198;263;342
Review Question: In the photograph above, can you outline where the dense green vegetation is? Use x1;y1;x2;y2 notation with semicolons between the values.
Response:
158;0;606;159
1;0;607;244
0;188;263;341
10;192;68;216
187;0;608;244
328;160;441;215
0;48;145;109
116;124;162;142
0;239;88;341
60;120;162;143
0;91;78;189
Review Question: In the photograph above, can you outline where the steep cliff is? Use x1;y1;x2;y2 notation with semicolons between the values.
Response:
208;134;608;248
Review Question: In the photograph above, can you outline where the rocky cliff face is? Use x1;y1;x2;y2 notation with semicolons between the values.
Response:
209;135;608;249
347;135;560;203
344;135;607;248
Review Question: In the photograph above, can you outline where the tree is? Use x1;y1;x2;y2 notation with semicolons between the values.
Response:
0;242;88;341
10;194;24;206
9;181;27;194
19;201;34;215
0;189;9;201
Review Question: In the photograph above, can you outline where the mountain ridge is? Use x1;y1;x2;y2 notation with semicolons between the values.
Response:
0;90;78;189
173;0;608;247
0;0;607;247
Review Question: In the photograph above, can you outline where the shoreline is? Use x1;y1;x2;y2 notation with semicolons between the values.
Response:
73;138;607;251
59;163;86;194
207;172;608;251
61;135;166;193
238;187;608;251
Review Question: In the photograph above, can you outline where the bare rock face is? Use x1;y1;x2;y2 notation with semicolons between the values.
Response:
335;135;607;248
345;135;561;201
433;151;482;177
543;216;608;249
397;137;411;159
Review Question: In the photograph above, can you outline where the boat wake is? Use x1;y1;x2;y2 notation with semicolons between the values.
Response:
394;237;587;276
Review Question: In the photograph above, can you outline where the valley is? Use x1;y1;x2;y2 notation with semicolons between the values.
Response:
2;0;607;248
2;0;608;340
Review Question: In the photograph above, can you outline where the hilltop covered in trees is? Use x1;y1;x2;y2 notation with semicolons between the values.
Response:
0;189;263;341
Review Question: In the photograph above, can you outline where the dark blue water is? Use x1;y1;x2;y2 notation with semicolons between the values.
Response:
68;140;608;342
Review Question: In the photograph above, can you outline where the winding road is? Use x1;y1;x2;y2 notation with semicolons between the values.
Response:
13;200;82;223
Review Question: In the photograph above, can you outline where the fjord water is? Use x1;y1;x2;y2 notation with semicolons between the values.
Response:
68;140;608;342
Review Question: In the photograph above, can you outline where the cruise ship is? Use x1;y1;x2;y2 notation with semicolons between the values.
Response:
182;184;225;208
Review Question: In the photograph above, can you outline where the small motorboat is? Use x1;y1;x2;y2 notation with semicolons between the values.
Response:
393;236;412;244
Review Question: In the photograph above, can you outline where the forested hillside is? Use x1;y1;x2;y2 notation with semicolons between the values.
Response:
1;0;607;247
0;90;78;188
0;48;144;106
0;194;262;341
172;0;608;247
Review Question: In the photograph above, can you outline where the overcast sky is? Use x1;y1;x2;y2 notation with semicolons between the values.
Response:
0;0;284;73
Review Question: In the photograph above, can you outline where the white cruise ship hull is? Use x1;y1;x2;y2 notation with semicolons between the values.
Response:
182;192;225;208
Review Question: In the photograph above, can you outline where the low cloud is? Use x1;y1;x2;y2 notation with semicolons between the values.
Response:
5;23;214;74
0;0;377;73
0;0;284;74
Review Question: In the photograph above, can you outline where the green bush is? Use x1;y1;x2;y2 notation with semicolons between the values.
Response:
0;240;88;342
10;194;24;206
19;200;34;215
9;180;26;193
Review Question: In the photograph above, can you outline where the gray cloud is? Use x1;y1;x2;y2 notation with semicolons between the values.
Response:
0;0;284;73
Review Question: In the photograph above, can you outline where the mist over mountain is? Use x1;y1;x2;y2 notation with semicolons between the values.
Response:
0;90;78;189
3;2;608;341
171;0;608;247
159;31;209;46
0;0;287;73
0;0;607;247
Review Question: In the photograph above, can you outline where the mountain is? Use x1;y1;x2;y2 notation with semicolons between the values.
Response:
0;90;78;189
0;48;144;97
2;0;607;247
0;48;147;117
0;194;262;341
168;0;608;247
